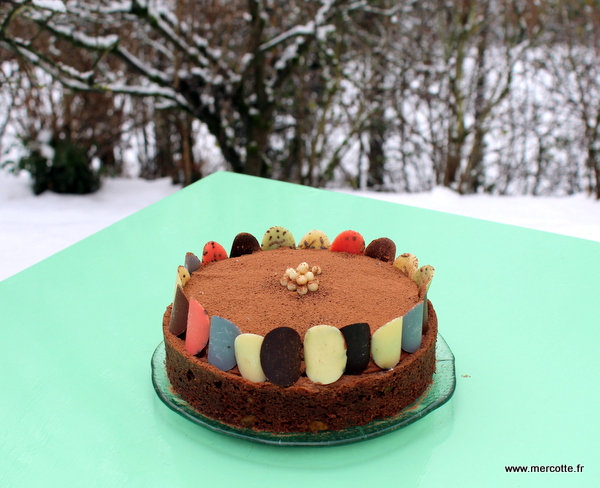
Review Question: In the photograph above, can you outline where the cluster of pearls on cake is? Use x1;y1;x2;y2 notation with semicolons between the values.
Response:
280;262;322;295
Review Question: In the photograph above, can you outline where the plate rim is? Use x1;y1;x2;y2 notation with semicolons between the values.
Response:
151;334;456;447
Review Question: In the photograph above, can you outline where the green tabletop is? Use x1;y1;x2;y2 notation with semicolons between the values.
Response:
1;172;597;487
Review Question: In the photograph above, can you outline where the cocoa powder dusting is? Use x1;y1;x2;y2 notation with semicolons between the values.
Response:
183;248;420;338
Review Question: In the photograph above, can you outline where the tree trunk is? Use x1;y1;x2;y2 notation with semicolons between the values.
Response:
153;110;175;180
459;126;485;194
587;140;600;199
244;124;269;177
367;116;386;189
444;128;463;187
178;114;199;186
458;3;489;194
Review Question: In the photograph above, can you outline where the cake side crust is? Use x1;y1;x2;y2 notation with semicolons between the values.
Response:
162;302;438;433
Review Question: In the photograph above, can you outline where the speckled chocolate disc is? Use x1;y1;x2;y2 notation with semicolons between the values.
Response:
230;232;261;258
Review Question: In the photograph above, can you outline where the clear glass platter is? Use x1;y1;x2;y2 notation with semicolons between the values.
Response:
151;334;455;447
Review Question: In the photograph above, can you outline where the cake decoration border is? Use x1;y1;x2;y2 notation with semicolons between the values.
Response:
167;227;436;388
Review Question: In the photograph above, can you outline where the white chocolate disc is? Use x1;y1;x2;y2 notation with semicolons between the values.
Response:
234;334;267;383
304;325;347;385
371;317;403;369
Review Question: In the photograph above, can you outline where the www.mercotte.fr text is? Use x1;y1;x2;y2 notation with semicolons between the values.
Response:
505;464;584;473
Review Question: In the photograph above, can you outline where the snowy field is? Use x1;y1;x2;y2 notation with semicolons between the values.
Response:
1;170;599;282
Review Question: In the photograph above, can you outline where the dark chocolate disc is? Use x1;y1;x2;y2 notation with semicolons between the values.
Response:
340;322;371;375
168;285;189;336
260;327;302;387
230;232;261;258
365;237;396;262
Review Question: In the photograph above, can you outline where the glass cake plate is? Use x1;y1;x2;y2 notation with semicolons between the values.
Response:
151;335;455;447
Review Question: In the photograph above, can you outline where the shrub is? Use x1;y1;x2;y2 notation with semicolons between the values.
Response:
18;137;100;195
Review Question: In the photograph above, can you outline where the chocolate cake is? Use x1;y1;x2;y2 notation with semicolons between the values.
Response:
161;228;438;434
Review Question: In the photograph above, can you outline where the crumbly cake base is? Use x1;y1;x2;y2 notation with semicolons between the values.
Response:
162;302;438;433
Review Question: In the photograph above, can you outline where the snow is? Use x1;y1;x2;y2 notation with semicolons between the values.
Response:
72;31;119;50
31;0;66;13
0;171;179;282
337;187;600;243
1;170;599;282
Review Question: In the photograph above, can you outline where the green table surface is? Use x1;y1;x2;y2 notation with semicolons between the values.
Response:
1;172;598;488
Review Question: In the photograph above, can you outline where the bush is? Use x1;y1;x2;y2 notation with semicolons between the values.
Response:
18;138;100;195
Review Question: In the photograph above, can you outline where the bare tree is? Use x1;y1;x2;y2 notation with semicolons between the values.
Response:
537;0;600;198
3;0;599;197
1;0;385;184
434;0;529;194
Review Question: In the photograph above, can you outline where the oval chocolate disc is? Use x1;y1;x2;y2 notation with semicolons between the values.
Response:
340;322;371;375
401;301;425;353
365;237;396;262
185;252;202;273
207;316;242;371
230;232;261;258
260;327;302;387
168;285;189;336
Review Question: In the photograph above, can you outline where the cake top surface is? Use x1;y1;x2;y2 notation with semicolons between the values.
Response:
182;247;421;338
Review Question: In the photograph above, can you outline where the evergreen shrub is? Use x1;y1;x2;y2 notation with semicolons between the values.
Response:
18;138;100;195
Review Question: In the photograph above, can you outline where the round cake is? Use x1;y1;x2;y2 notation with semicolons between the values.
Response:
162;227;438;433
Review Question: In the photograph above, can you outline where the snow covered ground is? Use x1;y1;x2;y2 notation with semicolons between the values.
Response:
1;170;599;282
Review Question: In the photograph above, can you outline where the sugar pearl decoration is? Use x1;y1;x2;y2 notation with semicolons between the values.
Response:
307;280;319;292
296;274;308;285
280;262;321;295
